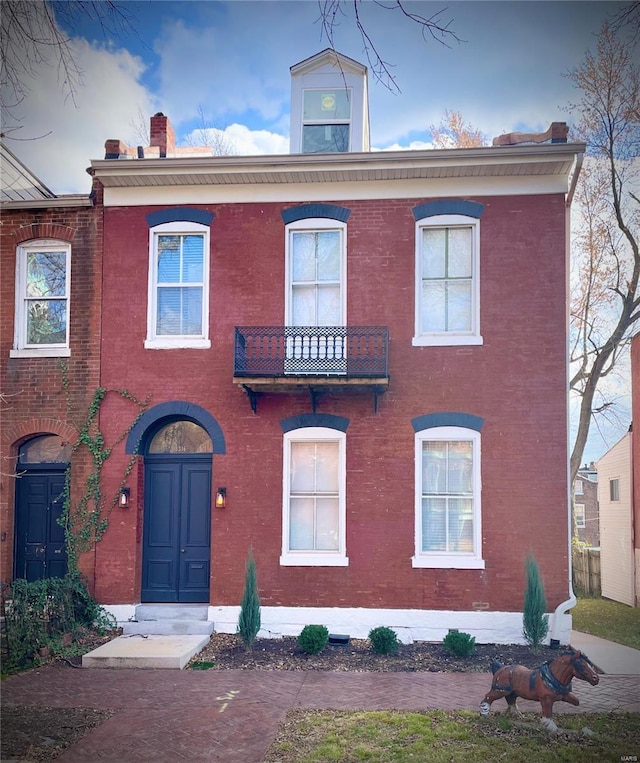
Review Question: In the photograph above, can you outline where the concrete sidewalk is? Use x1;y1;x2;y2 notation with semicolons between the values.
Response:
570;630;640;675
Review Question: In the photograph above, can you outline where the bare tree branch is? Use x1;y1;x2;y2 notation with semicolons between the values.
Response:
1;1;140;130
317;0;462;93
567;20;640;481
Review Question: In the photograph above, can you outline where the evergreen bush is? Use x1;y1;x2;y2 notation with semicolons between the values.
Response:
523;552;549;648
237;548;261;648
368;626;400;655
442;629;476;657
297;624;329;655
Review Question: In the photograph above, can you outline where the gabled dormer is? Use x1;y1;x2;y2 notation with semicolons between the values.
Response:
289;49;370;154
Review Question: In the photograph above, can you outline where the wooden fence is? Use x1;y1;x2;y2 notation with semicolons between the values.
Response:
572;547;601;596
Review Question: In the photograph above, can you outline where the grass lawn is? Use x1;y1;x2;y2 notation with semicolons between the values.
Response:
263;710;640;763
572;596;640;650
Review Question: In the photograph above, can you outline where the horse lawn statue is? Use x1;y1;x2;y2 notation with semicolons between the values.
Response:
479;647;600;732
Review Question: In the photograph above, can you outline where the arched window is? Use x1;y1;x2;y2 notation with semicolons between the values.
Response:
147;421;213;454
413;426;484;569
18;435;72;465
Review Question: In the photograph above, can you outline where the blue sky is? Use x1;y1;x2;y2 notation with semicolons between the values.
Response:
5;1;625;193
3;0;632;463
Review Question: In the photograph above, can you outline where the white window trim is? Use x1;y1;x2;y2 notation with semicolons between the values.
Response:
574;479;584;495
412;425;485;569
609;478;620;502
412;214;483;347
11;239;71;358
574;503;586;529
145;221;211;349
281;426;348;567
284;218;347;327
302;88;353;153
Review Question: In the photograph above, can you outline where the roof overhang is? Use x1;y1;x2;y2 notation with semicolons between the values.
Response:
0;194;92;210
90;143;586;190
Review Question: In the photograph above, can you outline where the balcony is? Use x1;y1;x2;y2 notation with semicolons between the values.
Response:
233;326;389;412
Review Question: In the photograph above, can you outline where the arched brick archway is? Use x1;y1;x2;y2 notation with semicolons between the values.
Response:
10;223;76;247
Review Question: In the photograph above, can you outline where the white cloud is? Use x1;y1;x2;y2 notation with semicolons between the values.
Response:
375;140;434;152
183;123;289;155
5;38;157;193
221;123;289;155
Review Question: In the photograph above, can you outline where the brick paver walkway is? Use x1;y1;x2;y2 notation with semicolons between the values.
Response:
2;666;639;762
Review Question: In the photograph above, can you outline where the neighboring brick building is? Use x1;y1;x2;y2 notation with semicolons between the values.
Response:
573;465;599;547
0;142;102;585
2;50;587;643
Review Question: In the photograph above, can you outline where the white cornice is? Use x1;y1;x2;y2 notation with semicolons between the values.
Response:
90;143;587;190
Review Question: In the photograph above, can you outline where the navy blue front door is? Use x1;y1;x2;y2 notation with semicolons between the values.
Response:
15;471;68;581
142;455;212;602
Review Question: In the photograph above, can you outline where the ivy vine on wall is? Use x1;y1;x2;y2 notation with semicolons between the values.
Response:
59;359;150;576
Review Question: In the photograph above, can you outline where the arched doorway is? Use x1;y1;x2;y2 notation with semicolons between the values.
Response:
142;420;213;603
14;435;71;581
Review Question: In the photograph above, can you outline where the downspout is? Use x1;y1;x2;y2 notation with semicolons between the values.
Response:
550;148;585;647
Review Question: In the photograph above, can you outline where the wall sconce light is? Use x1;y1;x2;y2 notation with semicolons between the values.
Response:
215;487;227;509
119;486;131;508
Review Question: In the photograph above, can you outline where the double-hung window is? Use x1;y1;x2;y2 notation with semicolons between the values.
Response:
413;214;482;346
413;426;484;569
146;221;210;349
302;89;351;154
11;239;71;358
285;218;346;374
281;427;348;566
574;503;586;529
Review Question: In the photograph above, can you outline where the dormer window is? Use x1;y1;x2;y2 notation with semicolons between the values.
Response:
302;89;351;153
290;49;369;154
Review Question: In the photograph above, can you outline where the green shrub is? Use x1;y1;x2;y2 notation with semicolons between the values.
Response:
368;626;400;655
237;548;261;648
442;628;476;657
1;574;116;671
297;624;329;655
522;553;549;648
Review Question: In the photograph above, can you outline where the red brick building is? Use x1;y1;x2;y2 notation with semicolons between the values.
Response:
573;466;599;548
0;142;102;586
2;51;586;643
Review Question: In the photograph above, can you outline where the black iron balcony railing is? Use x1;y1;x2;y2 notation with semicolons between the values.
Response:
234;326;389;379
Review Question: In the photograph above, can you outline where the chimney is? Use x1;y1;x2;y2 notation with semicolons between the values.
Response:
550;122;569;143
492;122;569;147
104;139;129;159
150;112;175;158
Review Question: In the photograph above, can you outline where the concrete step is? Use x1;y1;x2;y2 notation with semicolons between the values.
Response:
123;619;214;636
134;604;209;621
82;634;210;669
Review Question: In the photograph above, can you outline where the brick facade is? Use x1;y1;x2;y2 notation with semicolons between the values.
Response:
573;474;599;547
0;202;102;585
93;192;570;612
